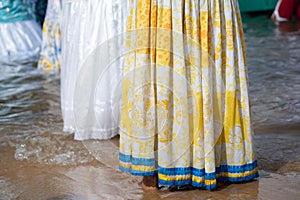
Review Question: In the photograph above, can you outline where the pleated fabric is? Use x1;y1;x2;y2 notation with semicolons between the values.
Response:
0;0;41;65
38;0;62;72
119;0;258;190
0;20;41;65
60;0;128;140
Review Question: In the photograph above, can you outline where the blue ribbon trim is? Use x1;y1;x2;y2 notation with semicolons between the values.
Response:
119;152;259;190
120;153;258;175
119;166;155;176
159;172;259;190
159;179;192;186
216;161;258;174
191;182;217;190
217;171;259;183
119;153;155;166
158;160;258;180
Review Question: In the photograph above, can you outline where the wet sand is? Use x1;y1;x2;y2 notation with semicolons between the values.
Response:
1;128;299;200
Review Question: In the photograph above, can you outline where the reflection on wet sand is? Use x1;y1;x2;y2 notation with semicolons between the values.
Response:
1;129;300;200
275;21;300;36
1;154;300;200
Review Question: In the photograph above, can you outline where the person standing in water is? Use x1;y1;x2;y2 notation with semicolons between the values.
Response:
0;0;42;65
60;0;128;140
119;0;259;190
272;0;300;22
38;0;62;72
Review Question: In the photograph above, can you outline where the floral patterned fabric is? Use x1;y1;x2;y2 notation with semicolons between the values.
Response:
119;0;258;190
38;0;61;72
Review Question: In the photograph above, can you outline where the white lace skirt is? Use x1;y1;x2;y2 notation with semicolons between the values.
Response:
0;20;42;65
61;0;128;140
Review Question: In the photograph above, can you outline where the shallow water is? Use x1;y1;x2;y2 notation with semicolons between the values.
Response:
0;14;300;199
243;15;300;128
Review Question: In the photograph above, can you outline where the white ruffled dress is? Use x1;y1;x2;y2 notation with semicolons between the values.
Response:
61;0;128;140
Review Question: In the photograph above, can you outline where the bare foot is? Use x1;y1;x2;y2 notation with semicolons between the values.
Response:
141;182;157;190
141;176;158;190
271;13;277;22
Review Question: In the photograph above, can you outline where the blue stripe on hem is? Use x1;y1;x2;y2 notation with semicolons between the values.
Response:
216;160;258;174
158;167;193;176
119;152;259;190
217;171;259;182
159;172;259;190
120;152;257;176
121;156;257;175
191;182;217;190
119;166;155;176
119;153;155;167
159;179;192;186
158;160;258;177
120;167;259;190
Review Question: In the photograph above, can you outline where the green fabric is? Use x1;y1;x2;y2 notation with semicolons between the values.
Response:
238;0;278;12
0;0;33;23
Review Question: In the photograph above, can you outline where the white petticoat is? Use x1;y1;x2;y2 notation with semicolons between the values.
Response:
61;0;128;140
0;20;42;65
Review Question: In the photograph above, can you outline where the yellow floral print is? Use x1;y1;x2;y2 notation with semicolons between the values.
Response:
119;0;258;190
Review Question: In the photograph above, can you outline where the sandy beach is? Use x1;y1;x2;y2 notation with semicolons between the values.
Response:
1;126;300;200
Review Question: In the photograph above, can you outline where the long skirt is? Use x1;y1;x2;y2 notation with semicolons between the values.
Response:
0;0;41;65
60;0;128;140
0;20;41;65
38;0;62;72
119;0;259;190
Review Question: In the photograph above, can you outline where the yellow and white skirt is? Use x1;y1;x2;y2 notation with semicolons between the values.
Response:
119;0;258;190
